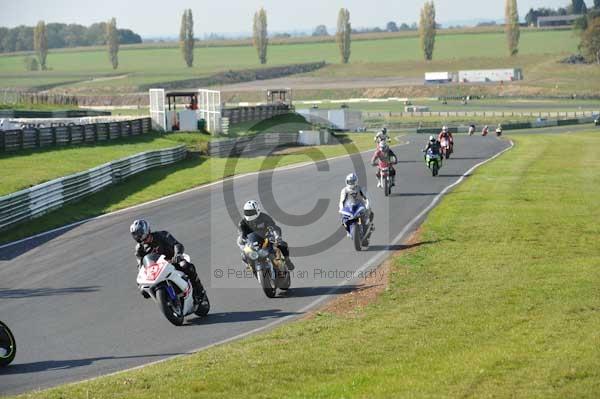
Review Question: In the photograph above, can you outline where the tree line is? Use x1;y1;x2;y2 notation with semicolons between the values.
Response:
0;22;141;53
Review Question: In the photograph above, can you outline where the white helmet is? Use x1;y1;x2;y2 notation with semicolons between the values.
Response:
442;125;448;133
345;173;358;190
243;200;261;222
429;135;436;142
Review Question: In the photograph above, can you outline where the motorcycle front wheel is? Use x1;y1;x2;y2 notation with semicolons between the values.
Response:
156;288;185;326
257;269;277;298
351;223;362;252
0;321;16;367
432;162;439;177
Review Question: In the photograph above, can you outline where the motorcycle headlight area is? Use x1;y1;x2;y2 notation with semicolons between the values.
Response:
258;249;270;258
248;250;259;261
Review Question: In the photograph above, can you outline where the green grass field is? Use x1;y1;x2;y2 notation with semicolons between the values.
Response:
0;133;182;196
9;131;599;398
0;29;586;95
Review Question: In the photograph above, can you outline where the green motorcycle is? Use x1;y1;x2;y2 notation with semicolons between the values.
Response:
425;149;442;177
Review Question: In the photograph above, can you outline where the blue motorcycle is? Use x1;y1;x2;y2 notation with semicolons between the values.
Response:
339;201;373;251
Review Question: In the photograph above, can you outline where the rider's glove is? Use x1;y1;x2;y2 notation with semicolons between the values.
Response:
172;254;183;264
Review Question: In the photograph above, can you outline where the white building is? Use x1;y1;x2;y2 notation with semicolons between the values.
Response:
458;68;523;83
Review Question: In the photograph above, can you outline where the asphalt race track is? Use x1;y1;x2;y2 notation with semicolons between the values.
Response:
0;134;510;395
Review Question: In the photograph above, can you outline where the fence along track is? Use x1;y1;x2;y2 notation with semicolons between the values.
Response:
0;145;186;232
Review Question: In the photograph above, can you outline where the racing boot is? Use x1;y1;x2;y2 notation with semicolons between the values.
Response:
192;278;208;307
285;257;295;271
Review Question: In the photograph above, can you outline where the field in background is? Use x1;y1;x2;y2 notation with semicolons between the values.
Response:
0;30;587;96
9;131;600;398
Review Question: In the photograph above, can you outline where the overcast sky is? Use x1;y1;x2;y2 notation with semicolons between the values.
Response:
0;0;580;37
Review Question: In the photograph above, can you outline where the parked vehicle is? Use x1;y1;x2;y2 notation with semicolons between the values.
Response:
136;253;210;326
425;148;442;177
339;200;373;251
0;320;16;367
242;231;291;298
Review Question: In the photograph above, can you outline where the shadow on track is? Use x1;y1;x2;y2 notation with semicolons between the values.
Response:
366;241;437;252
278;285;363;298
0;286;101;299
0;353;183;375
188;309;300;326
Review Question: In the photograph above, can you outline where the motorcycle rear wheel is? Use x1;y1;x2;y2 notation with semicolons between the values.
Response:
0;321;16;367
194;292;211;317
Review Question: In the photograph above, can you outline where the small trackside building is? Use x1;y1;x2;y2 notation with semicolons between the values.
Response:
424;72;454;84
458;68;523;83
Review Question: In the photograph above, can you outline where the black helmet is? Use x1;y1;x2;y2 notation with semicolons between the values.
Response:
130;219;150;243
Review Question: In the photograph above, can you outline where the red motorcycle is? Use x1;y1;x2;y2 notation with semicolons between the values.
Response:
440;137;454;160
375;159;395;197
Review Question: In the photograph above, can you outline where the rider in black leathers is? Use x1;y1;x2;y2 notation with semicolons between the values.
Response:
237;200;295;271
130;219;207;304
423;135;442;155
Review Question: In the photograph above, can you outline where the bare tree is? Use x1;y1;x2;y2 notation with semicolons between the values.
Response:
337;8;351;64
106;18;119;69
33;20;48;70
419;1;436;60
180;9;194;67
505;0;520;56
253;8;268;64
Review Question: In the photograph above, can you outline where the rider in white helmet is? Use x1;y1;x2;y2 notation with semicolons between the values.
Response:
374;127;389;144
237;200;295;271
339;173;374;225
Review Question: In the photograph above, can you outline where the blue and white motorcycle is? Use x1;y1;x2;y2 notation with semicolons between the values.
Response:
339;200;374;251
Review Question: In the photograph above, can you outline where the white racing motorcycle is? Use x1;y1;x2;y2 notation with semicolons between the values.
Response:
136;253;210;326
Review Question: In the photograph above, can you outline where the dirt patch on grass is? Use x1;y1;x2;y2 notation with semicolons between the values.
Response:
306;229;422;318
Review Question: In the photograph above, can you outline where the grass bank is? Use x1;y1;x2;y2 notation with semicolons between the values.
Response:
11;131;600;398
0;132;182;196
0;133;389;244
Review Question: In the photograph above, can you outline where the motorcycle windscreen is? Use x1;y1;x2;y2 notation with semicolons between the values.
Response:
142;253;162;268
246;232;266;249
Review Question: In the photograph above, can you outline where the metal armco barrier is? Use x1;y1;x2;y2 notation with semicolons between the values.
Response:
207;133;300;157
0;118;152;152
416;116;597;134
0;145;186;232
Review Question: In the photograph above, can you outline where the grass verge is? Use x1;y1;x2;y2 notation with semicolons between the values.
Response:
10;131;600;398
0;133;184;196
0;133;391;244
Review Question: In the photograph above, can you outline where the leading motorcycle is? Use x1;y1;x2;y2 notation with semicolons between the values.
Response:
242;231;291;298
136;253;210;326
340;200;373;251
0;320;16;367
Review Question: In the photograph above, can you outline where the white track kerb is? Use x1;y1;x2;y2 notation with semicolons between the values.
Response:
38;138;514;389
